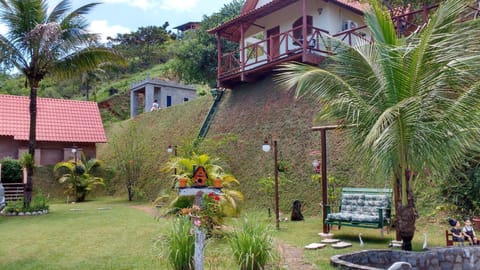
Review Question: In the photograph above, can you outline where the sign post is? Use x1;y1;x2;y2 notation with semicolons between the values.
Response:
177;166;223;270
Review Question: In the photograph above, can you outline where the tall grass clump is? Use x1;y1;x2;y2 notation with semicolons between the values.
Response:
228;218;276;270
165;216;195;270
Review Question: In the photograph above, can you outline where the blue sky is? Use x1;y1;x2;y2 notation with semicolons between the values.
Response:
0;0;234;42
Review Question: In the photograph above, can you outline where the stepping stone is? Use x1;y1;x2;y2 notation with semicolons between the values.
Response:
318;232;334;239
331;241;352;249
320;238;341;244
304;243;326;250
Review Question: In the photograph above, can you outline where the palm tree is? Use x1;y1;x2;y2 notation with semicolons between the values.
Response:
54;155;105;202
0;0;125;206
278;0;480;250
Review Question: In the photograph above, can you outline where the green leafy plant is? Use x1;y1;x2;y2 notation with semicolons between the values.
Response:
257;174;292;210
178;192;223;236
0;157;22;183
162;153;244;217
110;121;147;201
54;155;105;202
3;192;49;213
442;155;480;217
276;160;292;173
164;216;195;270
228;218;276;270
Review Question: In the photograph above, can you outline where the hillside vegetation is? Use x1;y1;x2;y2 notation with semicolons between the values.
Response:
97;75;380;214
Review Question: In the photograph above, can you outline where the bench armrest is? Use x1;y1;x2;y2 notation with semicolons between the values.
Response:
325;205;331;215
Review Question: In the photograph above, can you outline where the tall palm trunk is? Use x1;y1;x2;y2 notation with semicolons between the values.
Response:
25;84;38;207
394;170;417;251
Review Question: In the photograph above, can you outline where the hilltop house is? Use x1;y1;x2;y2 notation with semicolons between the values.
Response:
0;94;106;165
208;0;433;88
130;78;197;118
174;21;201;38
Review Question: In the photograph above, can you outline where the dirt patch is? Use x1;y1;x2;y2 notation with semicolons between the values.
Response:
129;205;159;217
277;241;318;270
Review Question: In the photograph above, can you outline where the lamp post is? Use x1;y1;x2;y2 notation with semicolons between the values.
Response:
167;145;178;174
71;146;78;200
262;139;280;230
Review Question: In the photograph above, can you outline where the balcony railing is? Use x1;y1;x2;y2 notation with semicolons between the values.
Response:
219;25;332;78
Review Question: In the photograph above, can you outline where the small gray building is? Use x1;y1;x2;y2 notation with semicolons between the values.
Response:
130;78;197;118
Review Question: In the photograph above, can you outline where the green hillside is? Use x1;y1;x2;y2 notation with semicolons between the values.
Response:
97;75;376;214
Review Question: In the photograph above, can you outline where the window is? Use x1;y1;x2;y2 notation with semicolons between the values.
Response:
292;16;313;39
183;97;189;102
166;96;172;107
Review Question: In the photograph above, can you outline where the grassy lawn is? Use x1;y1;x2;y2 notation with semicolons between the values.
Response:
0;198;449;269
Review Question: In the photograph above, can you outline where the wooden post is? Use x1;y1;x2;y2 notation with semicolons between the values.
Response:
177;187;223;270
193;191;205;270
312;125;339;234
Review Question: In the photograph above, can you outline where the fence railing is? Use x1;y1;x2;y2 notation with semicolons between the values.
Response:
3;183;25;202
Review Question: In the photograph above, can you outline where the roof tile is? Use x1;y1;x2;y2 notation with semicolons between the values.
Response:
0;94;106;143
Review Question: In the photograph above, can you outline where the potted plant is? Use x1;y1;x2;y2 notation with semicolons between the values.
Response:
178;178;188;188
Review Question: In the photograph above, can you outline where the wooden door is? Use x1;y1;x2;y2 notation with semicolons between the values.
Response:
267;26;280;60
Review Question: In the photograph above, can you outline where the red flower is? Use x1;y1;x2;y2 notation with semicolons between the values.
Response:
214;196;220;201
208;192;215;197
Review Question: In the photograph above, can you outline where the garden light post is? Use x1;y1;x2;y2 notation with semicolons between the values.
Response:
262;139;280;230
72;146;78;201
167;145;177;174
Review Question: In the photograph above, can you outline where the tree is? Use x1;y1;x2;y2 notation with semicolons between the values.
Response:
0;0;125;206
166;0;244;86
278;0;480;250
54;156;105;202
107;24;173;70
110;120;147;201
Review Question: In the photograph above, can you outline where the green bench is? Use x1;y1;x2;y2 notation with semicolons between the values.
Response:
325;187;392;237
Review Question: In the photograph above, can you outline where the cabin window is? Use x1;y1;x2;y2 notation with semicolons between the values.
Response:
183;97;189;102
292;16;313;39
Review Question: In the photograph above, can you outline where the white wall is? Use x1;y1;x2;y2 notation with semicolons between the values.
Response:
241;0;369;63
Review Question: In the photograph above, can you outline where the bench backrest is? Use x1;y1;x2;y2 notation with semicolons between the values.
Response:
340;187;392;217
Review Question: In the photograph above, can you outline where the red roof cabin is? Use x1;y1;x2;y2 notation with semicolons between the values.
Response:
0;94;106;165
208;0;438;88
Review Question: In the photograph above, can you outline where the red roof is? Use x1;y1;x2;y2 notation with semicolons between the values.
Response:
0;94;106;143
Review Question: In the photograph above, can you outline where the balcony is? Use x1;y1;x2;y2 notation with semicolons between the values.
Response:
213;3;455;88
217;25;371;88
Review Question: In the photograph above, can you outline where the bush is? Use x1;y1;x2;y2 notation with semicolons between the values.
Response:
442;155;480;217
0;157;22;183
228;218;275;270
164;216;195;270
3;192;49;213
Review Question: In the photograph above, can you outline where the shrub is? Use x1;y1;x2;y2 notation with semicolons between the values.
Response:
0;157;22;183
3;192;49;213
228;218;275;270
165;216;195;270
442;155;480;217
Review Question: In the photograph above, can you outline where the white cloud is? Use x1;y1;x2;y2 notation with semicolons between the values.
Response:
88;20;131;43
159;0;198;11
